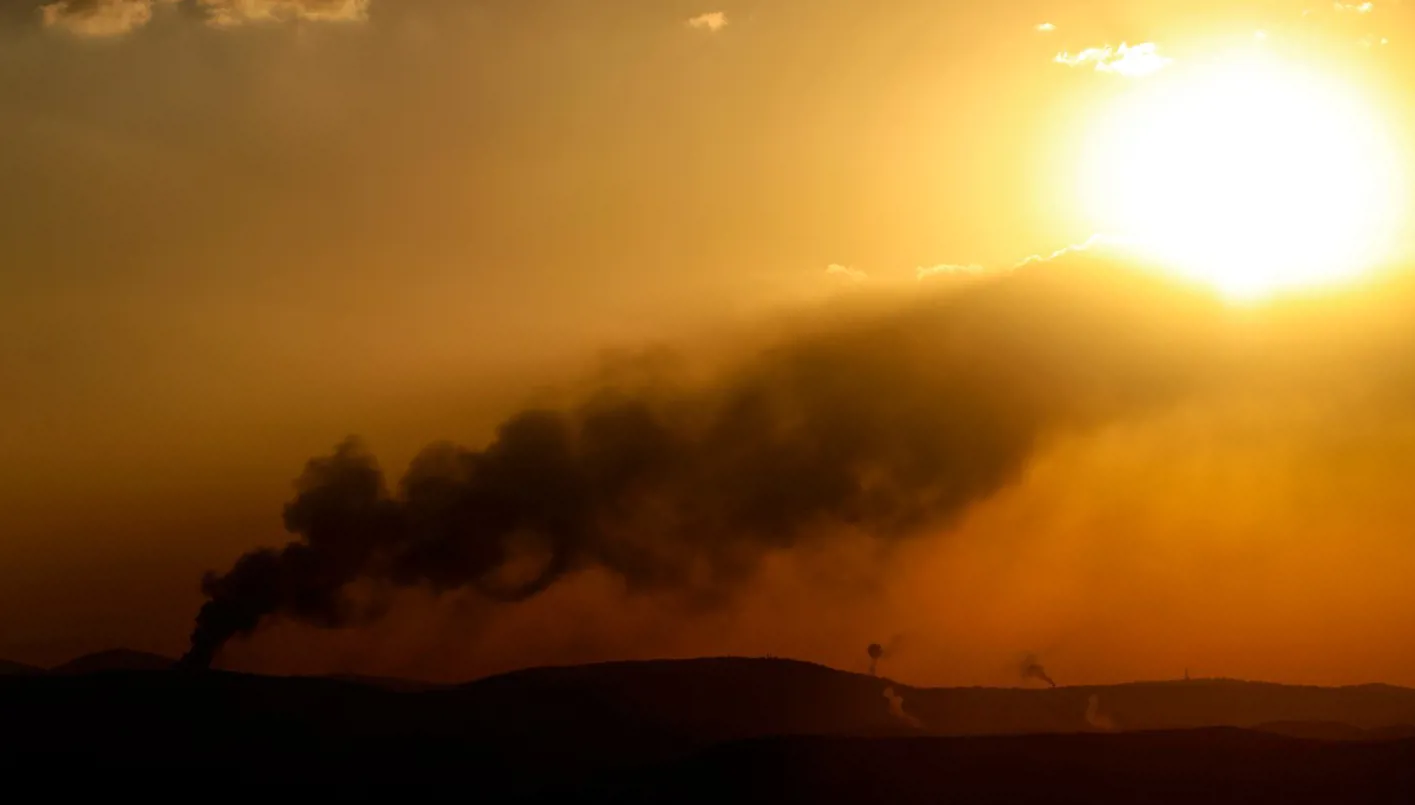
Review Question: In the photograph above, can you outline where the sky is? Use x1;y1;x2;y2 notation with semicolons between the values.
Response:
6;0;1415;686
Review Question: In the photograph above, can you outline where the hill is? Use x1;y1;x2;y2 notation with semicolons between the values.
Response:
322;672;448;692
4;656;1415;795
454;658;1415;737
0;659;41;676
898;678;1415;735
576;730;1415;803
48;649;175;675
1253;720;1415;742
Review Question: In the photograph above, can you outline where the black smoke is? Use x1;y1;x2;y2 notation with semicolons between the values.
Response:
183;259;1227;668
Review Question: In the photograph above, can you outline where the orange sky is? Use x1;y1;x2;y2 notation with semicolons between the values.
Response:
5;0;1415;686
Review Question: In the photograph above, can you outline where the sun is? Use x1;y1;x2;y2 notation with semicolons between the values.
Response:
1078;51;1405;299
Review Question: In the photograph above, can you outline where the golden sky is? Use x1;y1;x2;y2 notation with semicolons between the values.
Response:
5;0;1415;685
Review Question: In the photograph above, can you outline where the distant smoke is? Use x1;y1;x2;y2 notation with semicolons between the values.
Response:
866;634;906;676
1021;655;1057;688
1085;694;1118;731
883;686;924;729
181;260;1225;668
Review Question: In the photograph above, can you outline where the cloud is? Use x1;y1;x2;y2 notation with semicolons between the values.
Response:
40;0;168;37
826;263;869;283
39;0;369;36
687;11;728;33
1035;23;1056;33
1015;234;1128;268
1055;42;1172;78
1333;2;1375;13
916;263;986;281
200;0;370;28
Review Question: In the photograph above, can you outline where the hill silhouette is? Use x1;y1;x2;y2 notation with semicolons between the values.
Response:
0;658;41;676
48;649;175;675
1253;720;1415;742
578;730;1415;803
470;659;1415;733
322;672;449;693
4;656;1415;796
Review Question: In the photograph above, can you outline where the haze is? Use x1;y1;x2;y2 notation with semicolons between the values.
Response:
5;0;1415;688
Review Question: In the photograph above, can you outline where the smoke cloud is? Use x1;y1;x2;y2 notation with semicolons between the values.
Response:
867;634;906;676
883;686;924;729
1021;655;1057;688
182;257;1227;668
1085;694;1118;731
867;643;884;676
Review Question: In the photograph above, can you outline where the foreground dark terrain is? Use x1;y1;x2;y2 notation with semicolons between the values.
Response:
2;656;1413;801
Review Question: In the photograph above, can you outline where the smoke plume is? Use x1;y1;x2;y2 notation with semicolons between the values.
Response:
867;634;907;676
1085;694;1118;731
182;258;1227;668
883;686;924;729
1021;655;1057;688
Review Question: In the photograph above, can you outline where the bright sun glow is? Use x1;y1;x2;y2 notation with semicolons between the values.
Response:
1080;52;1405;299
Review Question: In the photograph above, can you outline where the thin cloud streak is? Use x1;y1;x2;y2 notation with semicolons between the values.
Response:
1055;42;1172;77
40;0;370;36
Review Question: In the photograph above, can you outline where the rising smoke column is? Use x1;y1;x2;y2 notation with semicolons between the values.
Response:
867;643;884;676
182;259;1228;668
867;635;906;676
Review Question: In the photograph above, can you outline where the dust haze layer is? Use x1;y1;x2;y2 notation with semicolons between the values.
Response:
183;259;1228;667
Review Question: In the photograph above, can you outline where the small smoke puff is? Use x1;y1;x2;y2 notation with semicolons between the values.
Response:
687;11;728;32
1036;23;1056;32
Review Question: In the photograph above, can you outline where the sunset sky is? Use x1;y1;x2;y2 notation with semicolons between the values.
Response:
6;0;1415;686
